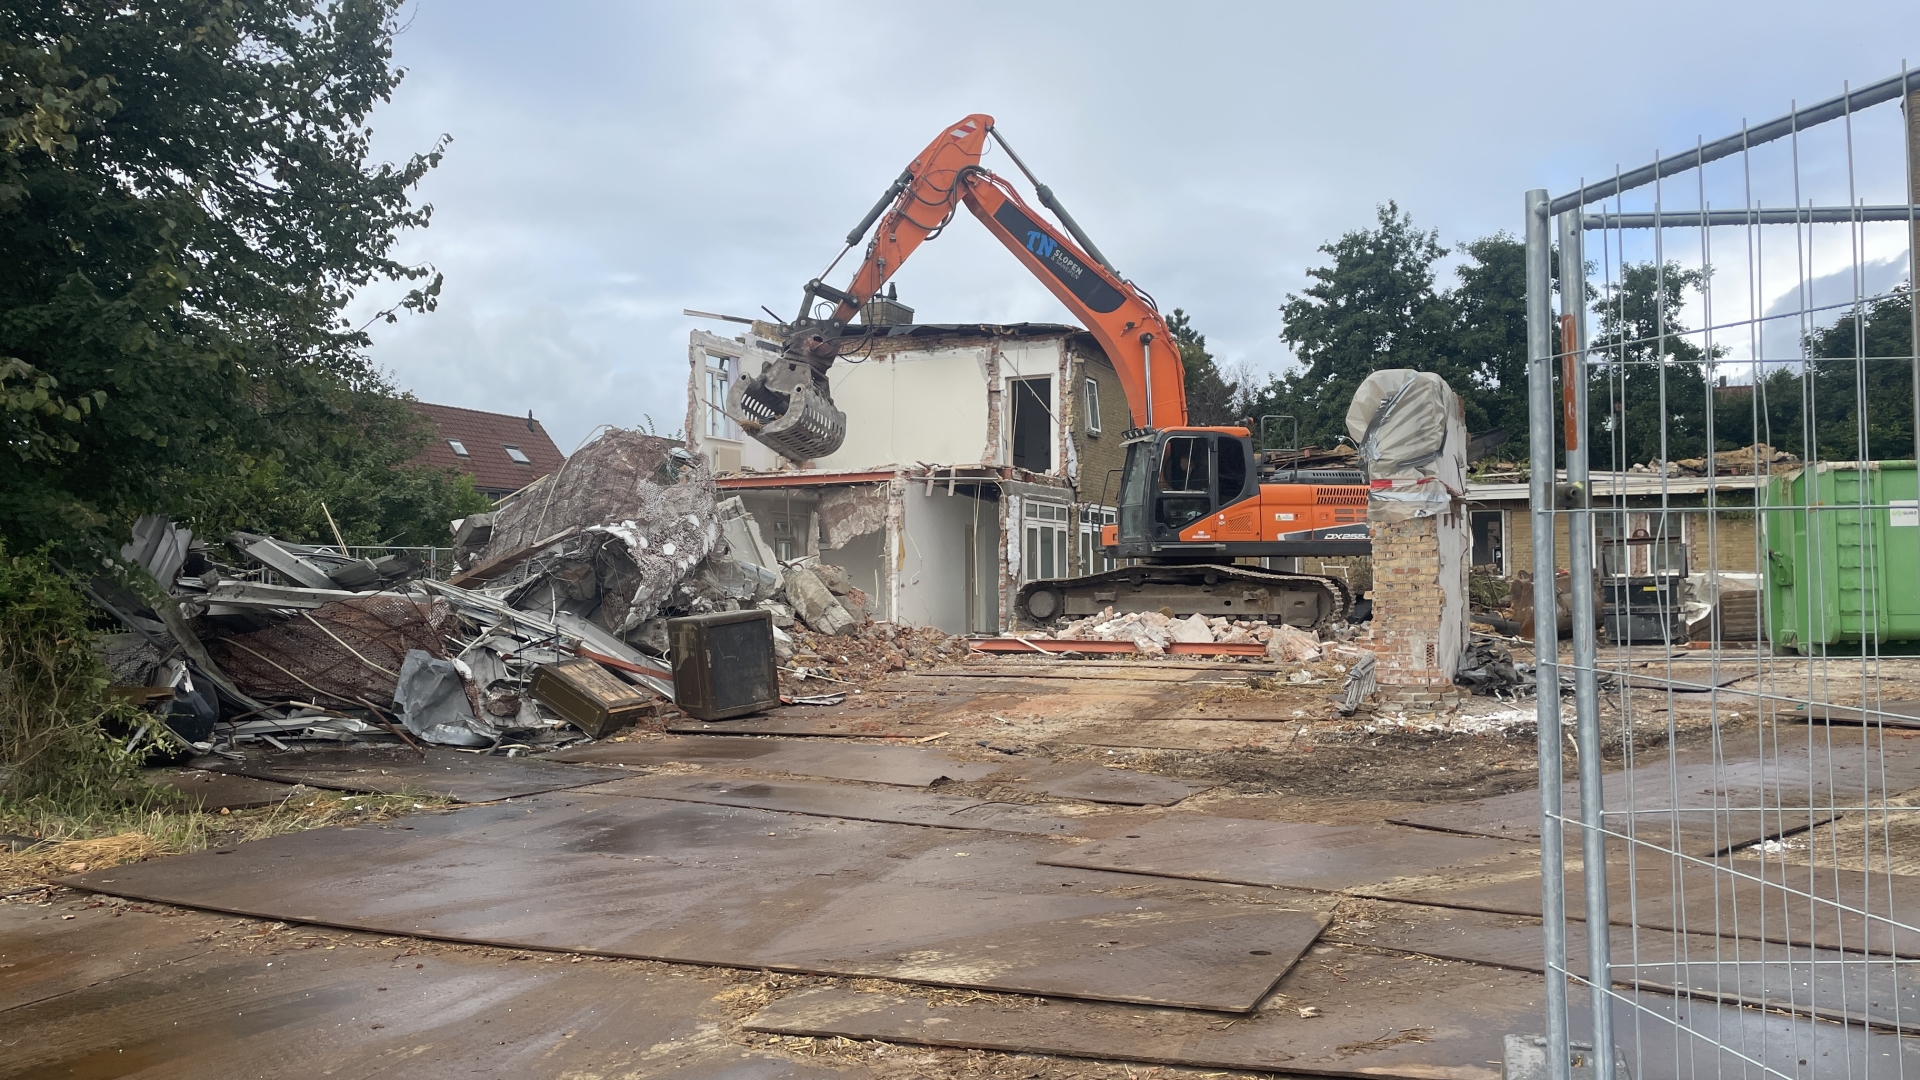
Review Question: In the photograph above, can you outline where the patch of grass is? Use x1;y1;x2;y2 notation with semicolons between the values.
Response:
1;786;453;895
0;543;154;815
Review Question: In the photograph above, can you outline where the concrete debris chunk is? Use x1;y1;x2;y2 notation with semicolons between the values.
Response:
813;562;855;596
785;564;856;636
1266;624;1323;663
1169;613;1214;644
466;429;725;634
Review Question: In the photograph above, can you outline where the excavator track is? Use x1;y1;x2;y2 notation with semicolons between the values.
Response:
1014;563;1354;630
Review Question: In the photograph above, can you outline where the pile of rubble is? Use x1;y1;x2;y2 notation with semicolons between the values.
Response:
1041;607;1330;661
88;428;881;758
1629;443;1799;477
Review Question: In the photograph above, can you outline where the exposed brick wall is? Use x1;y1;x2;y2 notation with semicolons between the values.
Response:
1366;508;1470;710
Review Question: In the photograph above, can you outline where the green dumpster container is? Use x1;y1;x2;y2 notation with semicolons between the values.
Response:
1762;460;1920;654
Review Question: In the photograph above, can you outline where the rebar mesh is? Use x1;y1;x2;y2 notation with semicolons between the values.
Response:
207;594;458;706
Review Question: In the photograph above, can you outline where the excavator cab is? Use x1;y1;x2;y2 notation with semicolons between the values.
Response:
1114;429;1256;558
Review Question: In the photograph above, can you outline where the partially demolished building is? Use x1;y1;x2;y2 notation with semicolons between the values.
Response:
687;319;1130;634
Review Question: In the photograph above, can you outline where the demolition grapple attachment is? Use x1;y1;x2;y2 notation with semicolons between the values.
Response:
726;321;848;462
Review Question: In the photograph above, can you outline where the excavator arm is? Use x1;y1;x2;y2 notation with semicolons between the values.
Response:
729;115;1190;462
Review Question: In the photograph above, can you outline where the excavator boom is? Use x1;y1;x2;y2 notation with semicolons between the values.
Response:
726;115;1366;629
728;115;1189;461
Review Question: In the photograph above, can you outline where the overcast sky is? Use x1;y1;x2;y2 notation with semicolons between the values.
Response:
346;1;1920;451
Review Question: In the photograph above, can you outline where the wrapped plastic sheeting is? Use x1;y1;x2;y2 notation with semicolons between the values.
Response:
1344;369;1467;522
394;649;496;747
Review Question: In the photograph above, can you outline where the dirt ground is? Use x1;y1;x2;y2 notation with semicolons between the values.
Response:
8;640;1920;1078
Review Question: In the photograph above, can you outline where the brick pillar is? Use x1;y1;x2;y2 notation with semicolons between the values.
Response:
1366;502;1471;711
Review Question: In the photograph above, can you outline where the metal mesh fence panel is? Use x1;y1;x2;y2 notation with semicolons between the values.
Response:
1524;70;1920;1080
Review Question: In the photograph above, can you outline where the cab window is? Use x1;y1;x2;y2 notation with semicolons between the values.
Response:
1216;437;1247;502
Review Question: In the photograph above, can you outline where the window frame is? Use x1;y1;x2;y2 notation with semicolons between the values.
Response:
503;444;532;465
1083;376;1102;436
446;439;470;458
704;353;736;440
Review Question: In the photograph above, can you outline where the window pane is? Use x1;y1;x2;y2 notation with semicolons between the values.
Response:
1039;526;1055;579
1217;437;1247;500
1084;377;1101;433
1160;437;1209;492
1056;531;1067;580
1025;527;1038;580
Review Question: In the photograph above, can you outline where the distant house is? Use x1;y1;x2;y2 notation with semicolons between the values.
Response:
408;401;566;500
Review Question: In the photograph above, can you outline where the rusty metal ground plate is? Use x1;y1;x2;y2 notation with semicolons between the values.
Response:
743;945;1920;1080
208;747;617;803
64;794;1331;1012
0;902;870;1080
1360;852;1920;958
1039;817;1528;894
578;773;1087;835
1326;901;1920;1031
545;736;999;787
1390;729;1920;855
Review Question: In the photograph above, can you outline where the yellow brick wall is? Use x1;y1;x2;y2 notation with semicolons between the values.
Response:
1502;507;1758;575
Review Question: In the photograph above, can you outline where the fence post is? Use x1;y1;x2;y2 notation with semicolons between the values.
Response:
1524;188;1572;1079
1557;209;1615;1079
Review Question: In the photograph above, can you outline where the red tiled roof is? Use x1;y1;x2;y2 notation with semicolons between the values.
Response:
407;401;566;497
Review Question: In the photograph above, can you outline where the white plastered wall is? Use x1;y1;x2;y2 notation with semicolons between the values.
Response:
897;483;981;633
687;328;784;473
812;345;994;471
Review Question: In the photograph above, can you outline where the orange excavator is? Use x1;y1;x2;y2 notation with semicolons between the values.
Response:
728;115;1369;627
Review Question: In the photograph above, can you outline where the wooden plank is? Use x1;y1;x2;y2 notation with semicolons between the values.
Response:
446;526;581;587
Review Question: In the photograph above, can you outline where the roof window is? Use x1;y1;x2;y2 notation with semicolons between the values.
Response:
447;439;470;457
503;445;532;465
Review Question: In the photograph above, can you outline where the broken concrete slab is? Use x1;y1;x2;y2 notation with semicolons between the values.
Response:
65;795;1333;1011
784;564;854;636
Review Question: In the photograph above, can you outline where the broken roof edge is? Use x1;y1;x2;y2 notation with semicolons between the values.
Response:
717;463;1072;490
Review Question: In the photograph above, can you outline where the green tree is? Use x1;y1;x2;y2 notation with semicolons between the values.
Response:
1166;307;1242;426
1586;262;1723;469
1;1;478;555
1736;285;1914;464
1242;203;1471;448
1451;233;1530;446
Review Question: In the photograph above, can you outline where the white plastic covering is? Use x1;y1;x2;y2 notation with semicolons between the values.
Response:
1344;369;1468;522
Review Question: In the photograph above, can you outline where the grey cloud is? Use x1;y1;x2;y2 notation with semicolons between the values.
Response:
351;0;1920;449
